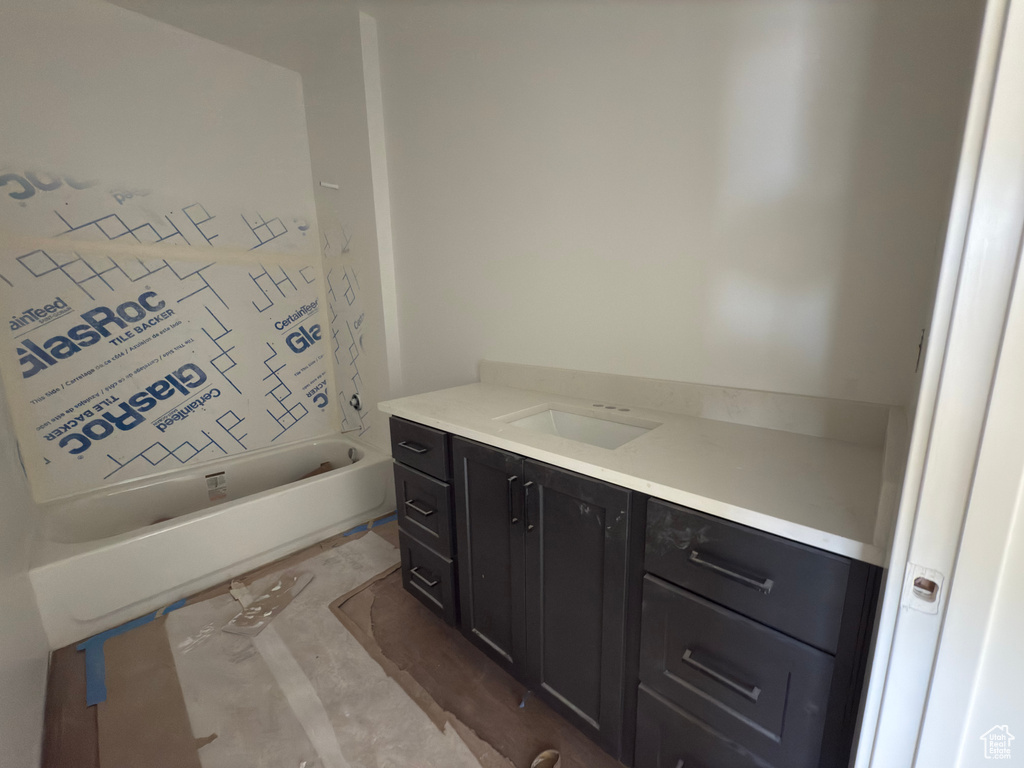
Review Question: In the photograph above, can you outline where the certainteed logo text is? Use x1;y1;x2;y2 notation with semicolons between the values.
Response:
9;297;72;335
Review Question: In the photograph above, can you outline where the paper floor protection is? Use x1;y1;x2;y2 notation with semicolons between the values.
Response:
165;531;484;768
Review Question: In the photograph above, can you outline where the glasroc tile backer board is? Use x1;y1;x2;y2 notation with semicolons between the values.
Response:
0;185;335;502
0;1;367;501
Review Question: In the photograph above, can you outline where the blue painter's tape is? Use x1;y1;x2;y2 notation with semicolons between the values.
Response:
77;598;187;706
342;512;398;538
371;512;398;528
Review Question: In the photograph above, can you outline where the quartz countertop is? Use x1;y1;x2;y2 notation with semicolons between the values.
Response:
378;382;893;565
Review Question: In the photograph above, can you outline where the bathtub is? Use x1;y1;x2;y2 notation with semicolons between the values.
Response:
29;434;394;649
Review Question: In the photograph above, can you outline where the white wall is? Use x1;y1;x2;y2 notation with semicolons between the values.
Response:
371;0;982;406
113;0;393;451
0;391;48;767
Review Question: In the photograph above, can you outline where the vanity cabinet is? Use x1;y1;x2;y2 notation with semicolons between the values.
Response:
637;499;881;768
452;436;645;761
390;417;459;625
389;414;880;768
450;437;526;670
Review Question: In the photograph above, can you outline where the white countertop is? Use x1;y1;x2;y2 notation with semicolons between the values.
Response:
379;382;892;565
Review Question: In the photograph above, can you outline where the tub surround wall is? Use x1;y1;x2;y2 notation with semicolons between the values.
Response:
0;224;333;502
0;1;342;501
112;0;393;453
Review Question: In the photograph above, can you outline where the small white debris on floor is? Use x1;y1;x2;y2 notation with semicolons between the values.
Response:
177;623;218;655
223;571;314;637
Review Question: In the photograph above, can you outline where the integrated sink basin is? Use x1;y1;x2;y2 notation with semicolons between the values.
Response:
503;406;660;449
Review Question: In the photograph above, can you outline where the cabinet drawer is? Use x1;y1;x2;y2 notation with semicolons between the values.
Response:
645;499;851;653
635;684;766;768
394;462;454;558
390;417;450;480
639;575;833;768
399;531;457;625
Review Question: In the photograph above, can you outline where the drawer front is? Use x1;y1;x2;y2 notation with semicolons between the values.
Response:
399;531;457;625
639;575;834;768
394;462;454;558
635;684;767;768
645;498;851;653
390;417;451;480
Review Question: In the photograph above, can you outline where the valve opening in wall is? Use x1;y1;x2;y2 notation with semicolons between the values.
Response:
206;470;227;502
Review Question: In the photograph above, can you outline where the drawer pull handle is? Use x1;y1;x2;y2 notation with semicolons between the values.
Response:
405;499;435;517
398;440;430;454
508;475;519;524
410;566;439;588
689;550;774;594
682;648;761;703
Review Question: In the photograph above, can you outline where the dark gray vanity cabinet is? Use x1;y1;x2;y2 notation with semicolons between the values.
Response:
637;499;881;768
451;436;527;671
522;458;644;761
452;436;645;762
390;417;459;625
391;415;882;768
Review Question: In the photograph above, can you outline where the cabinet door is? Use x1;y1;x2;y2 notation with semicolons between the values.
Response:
523;459;633;758
452;437;526;672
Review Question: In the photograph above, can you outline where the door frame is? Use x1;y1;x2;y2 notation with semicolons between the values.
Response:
915;171;1024;767
857;0;1024;765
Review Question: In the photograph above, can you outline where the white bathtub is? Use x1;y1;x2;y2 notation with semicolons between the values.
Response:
29;434;394;649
